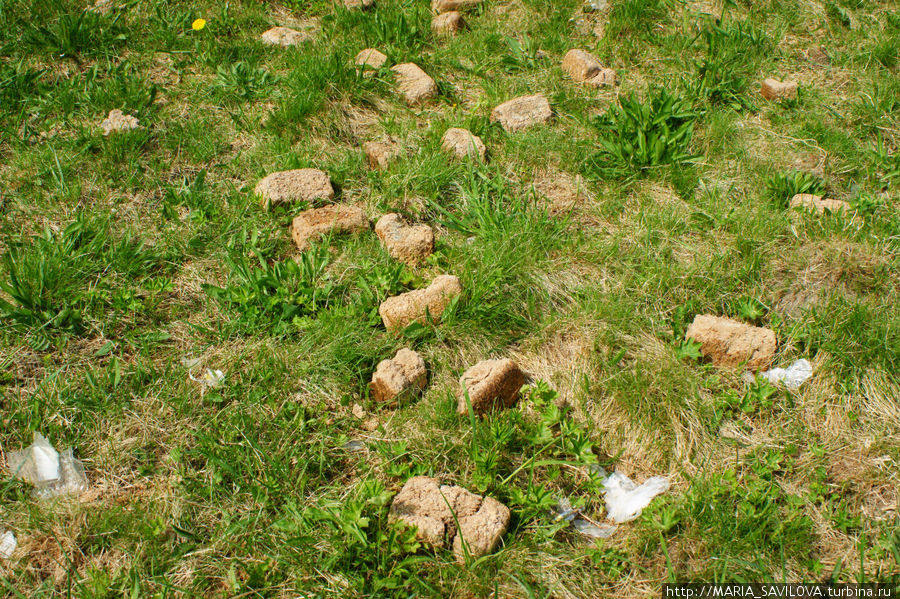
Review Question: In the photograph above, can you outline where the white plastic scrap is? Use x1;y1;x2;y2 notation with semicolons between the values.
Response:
6;433;88;499
760;358;813;391
0;530;16;559
602;472;670;523
189;368;225;389
553;497;617;539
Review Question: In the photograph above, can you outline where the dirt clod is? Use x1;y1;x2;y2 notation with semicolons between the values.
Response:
355;48;387;70
364;139;401;169
375;214;434;266
390;476;510;563
255;169;335;208
490;95;552;132
290;205;369;250
261;26;311;46
432;11;464;35
685;315;776;370
368;348;427;403
790;194;851;215
379;275;462;331
441;128;486;161
457;358;526;415
101;109;139;136
391;63;437;106
760;78;798;101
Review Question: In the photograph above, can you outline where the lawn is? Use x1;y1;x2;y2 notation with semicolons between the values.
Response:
1;0;899;596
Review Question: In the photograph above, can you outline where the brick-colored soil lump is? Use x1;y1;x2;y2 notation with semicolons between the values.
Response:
685;315;776;370
375;214;434;266
391;63;437;105
490;95;552;132
432;11;463;35
364;139;401;169
368;348;427;403
760;78;798;101
260;26;311;46
457;358;526;415
101;109;139;135
379;275;462;331
355;48;387;70
441;128;486;161
291;205;369;250
790;194;851;215
389;476;510;564
344;0;374;8
255;169;335;208
561;49;615;86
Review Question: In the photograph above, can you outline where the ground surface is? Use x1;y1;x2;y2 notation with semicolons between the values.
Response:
1;0;899;596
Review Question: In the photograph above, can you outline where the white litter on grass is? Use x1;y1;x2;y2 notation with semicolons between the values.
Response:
6;433;88;499
189;369;225;389
0;530;16;559
552;497;617;539
759;358;813;390
602;472;670;523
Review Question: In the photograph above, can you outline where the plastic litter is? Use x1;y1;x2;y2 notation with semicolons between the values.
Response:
189;368;225;389
584;0;608;10
0;530;16;559
342;440;366;452
552;497;617;539
759;358;813;391
6;433;88;499
602;472;670;523
180;356;202;369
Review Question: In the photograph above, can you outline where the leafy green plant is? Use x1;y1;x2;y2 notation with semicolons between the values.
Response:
587;89;700;178
500;36;544;73
204;244;335;335
764;170;826;207
212;61;277;103
277;479;425;595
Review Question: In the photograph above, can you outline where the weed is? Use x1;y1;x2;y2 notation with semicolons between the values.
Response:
586;88;700;178
203;244;335;335
764;170;825;207
212;61;277;104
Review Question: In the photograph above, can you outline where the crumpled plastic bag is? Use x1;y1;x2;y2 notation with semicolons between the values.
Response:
603;472;670;523
189;368;225;389
6;432;88;499
0;530;16;559
552;497;617;539
760;358;812;391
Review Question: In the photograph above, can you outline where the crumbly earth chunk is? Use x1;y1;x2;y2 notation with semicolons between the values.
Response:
290;205;369;250
685;315;776;370
457;358;526;415
441;128;486;161
760;78;798;101
490;95;552;132
369;348;427;403
355;48;387;70
790;193;851;215
432;11;463;35
375;214;434;266
255;169;335;207
389;476;510;563
379;275;462;331
391;63;437;105
101;109;139;135
260;26;311;47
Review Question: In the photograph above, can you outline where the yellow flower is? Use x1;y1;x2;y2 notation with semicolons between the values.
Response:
192;18;206;31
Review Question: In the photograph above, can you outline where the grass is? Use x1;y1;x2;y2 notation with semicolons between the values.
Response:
0;0;899;596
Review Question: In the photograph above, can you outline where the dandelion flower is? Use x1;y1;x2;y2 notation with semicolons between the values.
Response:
192;18;206;31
